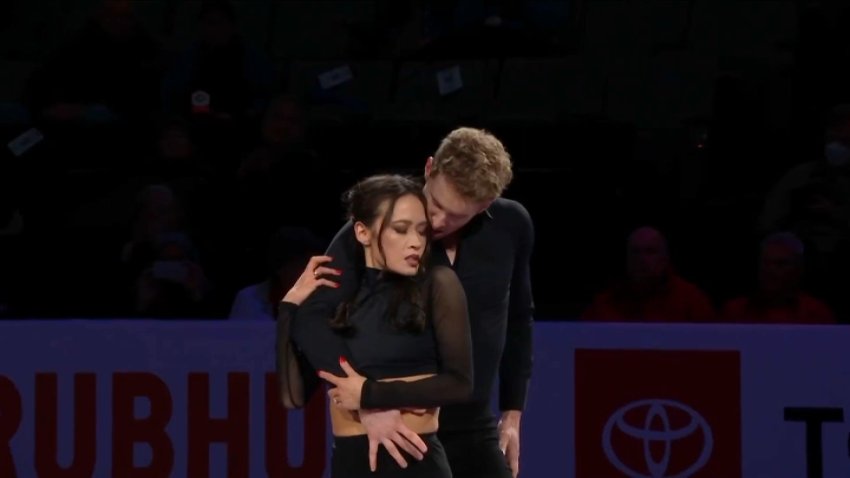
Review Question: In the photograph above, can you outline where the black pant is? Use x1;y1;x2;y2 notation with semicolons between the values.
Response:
437;402;513;478
331;432;452;478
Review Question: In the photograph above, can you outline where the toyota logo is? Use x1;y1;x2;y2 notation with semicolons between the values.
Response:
602;399;713;478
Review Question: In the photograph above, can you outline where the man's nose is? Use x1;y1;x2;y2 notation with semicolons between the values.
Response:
430;212;446;229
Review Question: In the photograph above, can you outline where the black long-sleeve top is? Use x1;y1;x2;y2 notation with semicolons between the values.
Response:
277;198;534;412
277;265;473;409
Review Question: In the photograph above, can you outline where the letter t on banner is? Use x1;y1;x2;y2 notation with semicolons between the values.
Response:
784;407;844;478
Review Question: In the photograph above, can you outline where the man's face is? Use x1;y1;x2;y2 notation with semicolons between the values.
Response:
423;173;489;240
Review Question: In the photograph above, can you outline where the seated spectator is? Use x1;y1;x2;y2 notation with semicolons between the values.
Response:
134;232;210;318
236;95;316;180
229;226;324;321
581;226;716;322
758;104;850;318
121;184;190;275
141;117;221;236
160;0;276;169
73;119;215;244
144;117;212;178
234;95;332;236
721;232;835;324
161;0;274;123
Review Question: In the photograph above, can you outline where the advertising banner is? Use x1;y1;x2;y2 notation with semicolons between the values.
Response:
1;320;847;478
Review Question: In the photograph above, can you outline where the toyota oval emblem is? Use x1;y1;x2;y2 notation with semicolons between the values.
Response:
602;399;713;478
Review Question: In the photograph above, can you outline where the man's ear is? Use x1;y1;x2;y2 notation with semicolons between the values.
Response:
424;156;434;178
353;221;371;247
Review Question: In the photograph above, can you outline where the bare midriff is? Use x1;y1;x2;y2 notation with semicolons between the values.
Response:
330;373;439;436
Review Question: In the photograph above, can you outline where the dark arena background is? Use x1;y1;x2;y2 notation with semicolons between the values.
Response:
0;1;848;477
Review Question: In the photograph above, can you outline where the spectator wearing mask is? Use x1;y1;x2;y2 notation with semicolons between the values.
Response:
759;103;850;319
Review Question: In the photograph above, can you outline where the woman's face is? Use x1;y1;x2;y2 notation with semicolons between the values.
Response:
360;194;428;276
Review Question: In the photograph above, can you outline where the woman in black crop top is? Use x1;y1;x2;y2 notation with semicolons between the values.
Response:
276;174;473;478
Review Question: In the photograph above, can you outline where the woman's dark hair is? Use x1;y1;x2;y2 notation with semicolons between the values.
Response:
330;174;431;335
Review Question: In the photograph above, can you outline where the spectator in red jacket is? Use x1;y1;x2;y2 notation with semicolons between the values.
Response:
581;226;715;323
721;232;835;324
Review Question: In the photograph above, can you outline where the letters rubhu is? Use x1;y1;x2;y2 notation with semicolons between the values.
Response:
0;373;326;477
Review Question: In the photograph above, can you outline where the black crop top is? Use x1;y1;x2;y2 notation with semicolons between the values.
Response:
276;265;473;410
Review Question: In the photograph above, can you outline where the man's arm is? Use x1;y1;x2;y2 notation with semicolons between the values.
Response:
499;201;534;412
498;201;535;478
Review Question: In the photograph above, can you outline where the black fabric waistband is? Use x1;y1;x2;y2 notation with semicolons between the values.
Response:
438;401;498;433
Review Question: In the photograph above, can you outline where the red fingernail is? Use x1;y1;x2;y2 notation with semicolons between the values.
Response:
332;283;340;288
339;356;347;364
335;269;343;274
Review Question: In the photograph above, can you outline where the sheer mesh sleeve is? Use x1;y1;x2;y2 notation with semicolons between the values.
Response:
275;302;314;408
275;222;361;409
360;266;473;409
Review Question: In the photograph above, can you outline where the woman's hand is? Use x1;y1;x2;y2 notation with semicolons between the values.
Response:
281;255;341;306
320;356;367;411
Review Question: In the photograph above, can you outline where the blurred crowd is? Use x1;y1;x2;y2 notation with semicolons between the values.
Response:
0;0;848;325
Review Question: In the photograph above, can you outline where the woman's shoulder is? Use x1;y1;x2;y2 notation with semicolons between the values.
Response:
423;265;463;294
427;264;458;280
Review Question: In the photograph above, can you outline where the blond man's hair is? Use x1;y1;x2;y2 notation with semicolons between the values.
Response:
430;127;513;202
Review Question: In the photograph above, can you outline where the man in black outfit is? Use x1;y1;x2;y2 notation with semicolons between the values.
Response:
288;127;534;478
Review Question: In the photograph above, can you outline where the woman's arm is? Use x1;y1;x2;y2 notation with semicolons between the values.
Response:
276;301;311;408
274;255;341;408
